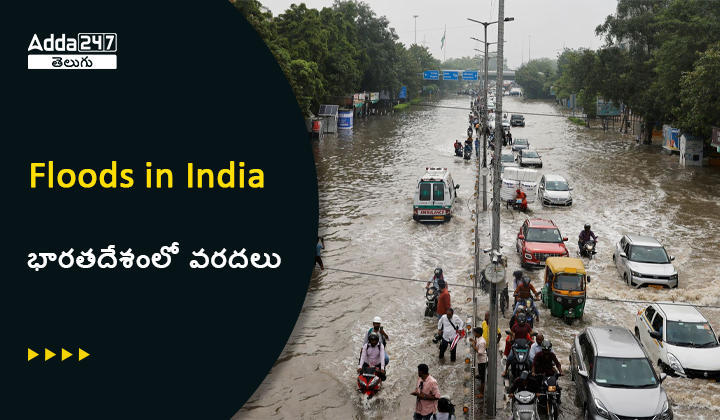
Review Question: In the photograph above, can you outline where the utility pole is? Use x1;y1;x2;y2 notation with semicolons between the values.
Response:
413;15;419;45
488;0;507;417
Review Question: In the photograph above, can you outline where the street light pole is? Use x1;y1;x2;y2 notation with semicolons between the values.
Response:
488;2;507;416
413;15;419;45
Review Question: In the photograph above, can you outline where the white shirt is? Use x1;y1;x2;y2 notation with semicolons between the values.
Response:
358;342;385;369
529;342;553;363
438;314;464;342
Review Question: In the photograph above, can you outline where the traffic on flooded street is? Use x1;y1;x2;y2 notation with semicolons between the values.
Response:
236;94;720;419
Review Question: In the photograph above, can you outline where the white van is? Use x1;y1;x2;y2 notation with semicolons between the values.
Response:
413;167;459;222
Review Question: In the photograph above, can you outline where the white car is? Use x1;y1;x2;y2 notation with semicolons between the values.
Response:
613;234;678;288
538;174;573;206
518;149;542;168
634;303;720;379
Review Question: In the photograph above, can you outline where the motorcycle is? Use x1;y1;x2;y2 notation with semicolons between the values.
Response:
454;145;463;157
507;198;527;212
537;374;561;420
511;390;541;420
504;335;533;389
357;366;383;399
424;286;438;317
579;238;597;259
464;144;472;160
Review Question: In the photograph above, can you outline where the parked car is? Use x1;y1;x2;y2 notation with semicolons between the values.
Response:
512;138;529;152
634;303;720;379
613;234;678;288
516;218;569;267
570;326;672;420
538;174;573;206
518;149;543;168
510;114;525;127
500;152;519;173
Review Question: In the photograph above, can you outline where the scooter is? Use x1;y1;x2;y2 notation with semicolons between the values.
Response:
357;366;383;399
424;286;438;317
511;390;541;420
464;144;472;160
454;145;464;157
579;239;598;260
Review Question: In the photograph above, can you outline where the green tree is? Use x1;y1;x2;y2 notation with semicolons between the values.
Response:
676;42;720;139
515;58;556;99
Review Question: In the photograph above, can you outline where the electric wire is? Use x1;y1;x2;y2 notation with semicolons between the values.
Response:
322;267;720;309
416;102;575;119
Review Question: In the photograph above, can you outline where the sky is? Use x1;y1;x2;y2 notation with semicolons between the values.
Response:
258;0;619;69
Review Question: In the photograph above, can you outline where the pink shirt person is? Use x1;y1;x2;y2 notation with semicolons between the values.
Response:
414;375;440;416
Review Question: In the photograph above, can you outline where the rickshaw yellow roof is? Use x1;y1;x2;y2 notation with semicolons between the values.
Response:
545;257;586;274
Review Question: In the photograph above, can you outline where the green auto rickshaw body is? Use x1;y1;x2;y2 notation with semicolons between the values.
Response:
541;257;588;320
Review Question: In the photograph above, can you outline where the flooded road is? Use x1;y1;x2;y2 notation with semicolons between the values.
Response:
235;96;720;419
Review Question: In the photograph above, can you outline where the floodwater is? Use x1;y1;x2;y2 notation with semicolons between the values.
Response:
235;96;720;419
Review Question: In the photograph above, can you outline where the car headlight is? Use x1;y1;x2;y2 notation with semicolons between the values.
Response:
594;398;610;419
667;353;685;375
524;253;532;260
670;274;678;280
631;270;640;277
660;400;673;419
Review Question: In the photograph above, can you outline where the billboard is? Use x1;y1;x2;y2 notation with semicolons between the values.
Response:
596;98;621;116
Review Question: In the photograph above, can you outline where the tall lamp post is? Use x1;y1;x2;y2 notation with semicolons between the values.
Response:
413;15;419;45
468;12;514;419
471;39;497;212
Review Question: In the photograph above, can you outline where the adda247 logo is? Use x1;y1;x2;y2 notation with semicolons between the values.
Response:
27;33;117;70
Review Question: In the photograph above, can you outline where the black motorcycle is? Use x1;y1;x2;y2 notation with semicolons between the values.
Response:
504;336;533;389
537;374;561;420
579;239;597;260
464;144;472;160
424;286;438;317
454;145;463;157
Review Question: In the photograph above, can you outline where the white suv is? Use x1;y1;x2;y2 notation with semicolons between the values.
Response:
634;303;720;379
613;234;678;288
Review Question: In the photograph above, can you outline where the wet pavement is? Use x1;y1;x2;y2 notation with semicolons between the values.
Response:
235;96;720;419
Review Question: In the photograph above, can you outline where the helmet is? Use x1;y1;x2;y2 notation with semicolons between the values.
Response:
434;268;443;277
513;270;523;279
368;332;380;342
584;223;591;230
373;316;382;324
522;276;530;285
517;313;527;324
541;340;552;351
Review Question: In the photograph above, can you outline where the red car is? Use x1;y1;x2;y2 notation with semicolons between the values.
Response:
516;218;569;267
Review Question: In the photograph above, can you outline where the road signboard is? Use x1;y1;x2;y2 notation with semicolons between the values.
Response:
442;70;459;80
462;70;478;81
423;70;439;80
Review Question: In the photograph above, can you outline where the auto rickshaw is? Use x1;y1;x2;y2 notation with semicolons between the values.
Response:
541;257;590;324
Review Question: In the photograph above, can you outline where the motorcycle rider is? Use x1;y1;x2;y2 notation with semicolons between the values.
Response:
513;276;541;307
454;140;463;156
578;223;598;251
511;295;540;325
358;332;386;381
436;279;451;319
427;267;444;290
529;333;552;363
532;340;562;400
501;313;533;377
514;188;528;211
364;316;390;366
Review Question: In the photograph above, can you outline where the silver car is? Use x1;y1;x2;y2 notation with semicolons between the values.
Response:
512;138;529;152
538;174;573;206
570;326;673;420
613;234;678;288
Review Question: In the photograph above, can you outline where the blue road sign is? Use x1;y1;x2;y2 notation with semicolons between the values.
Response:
399;86;407;99
462;70;478;81
442;70;459;80
423;70;439;80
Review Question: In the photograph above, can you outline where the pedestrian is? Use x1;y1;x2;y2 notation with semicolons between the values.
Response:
507;131;513;145
364;316;390;366
315;237;325;270
411;363;441;420
470;327;488;398
435;396;456;420
437;307;463;362
474;137;480;157
436;279;450;319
